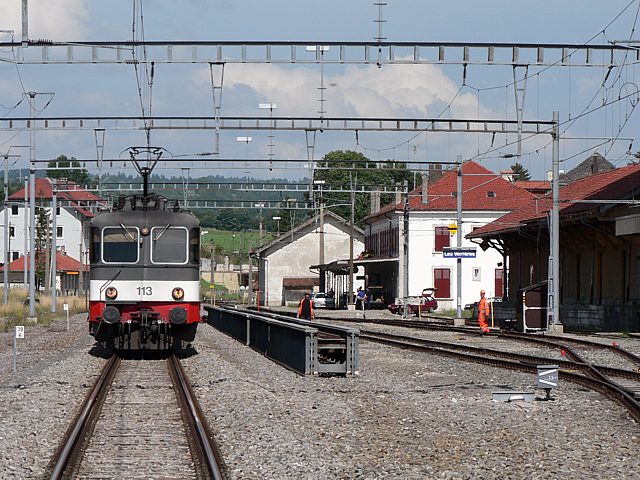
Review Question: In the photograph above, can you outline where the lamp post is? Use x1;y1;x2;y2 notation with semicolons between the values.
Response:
258;103;276;170
254;203;265;240
313;180;326;265
272;216;281;237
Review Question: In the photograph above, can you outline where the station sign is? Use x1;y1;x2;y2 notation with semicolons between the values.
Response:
443;247;477;258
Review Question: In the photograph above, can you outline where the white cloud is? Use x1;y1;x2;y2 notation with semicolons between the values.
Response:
203;62;496;121
0;0;89;40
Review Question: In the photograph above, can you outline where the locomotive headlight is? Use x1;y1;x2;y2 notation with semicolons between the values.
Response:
105;287;118;299
141;226;150;236
172;287;185;300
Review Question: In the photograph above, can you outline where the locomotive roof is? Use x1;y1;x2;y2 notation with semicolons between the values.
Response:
91;194;199;228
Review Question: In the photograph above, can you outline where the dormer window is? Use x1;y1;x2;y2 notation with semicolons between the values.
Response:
486;191;496;198
451;192;457;197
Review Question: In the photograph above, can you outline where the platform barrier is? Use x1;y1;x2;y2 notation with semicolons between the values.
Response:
204;305;359;376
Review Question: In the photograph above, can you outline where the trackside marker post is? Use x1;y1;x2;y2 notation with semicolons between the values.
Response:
63;303;69;331
14;325;24;373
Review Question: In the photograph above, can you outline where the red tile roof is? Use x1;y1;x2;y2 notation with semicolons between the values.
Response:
9;178;102;202
1;251;87;272
513;180;551;195
367;161;536;220
469;162;640;237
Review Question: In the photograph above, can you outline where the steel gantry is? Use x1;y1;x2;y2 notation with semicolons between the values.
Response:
0;115;556;134
0;40;635;67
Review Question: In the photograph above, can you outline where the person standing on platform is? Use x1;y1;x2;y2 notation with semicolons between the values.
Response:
297;292;315;320
356;287;367;310
477;290;491;334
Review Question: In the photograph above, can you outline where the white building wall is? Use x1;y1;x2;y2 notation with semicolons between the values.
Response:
263;222;364;306
408;211;507;309
0;206;85;263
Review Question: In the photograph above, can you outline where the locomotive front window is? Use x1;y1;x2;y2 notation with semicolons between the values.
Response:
151;226;188;264
102;226;139;263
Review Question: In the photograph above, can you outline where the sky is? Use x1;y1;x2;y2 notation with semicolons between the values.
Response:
1;0;640;182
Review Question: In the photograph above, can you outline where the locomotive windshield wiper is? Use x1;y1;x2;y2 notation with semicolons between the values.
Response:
119;222;135;240
153;223;171;241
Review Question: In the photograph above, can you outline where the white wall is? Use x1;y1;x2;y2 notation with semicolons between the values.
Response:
0;206;85;263
407;210;507;309
262;222;363;306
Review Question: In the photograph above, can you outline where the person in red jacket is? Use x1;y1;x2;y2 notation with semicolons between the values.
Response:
297;292;315;320
477;290;491;334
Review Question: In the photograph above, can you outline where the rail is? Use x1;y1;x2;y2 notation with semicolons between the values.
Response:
49;355;121;479
168;354;225;479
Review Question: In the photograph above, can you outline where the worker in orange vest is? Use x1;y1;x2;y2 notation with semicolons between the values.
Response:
297;292;315;320
478;290;491;334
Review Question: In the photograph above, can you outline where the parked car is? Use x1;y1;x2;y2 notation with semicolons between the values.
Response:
311;292;336;309
388;288;438;316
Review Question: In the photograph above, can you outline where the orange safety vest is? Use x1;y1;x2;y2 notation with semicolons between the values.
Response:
478;297;490;319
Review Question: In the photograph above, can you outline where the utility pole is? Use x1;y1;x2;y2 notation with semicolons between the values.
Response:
23;176;27;288
348;173;355;308
455;156;464;325
51;186;57;312
28;91;36;317
402;180;409;318
3;155;8;305
547;111;562;333
26;91;53;317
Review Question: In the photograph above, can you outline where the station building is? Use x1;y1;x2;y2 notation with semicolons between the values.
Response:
469;161;640;332
361;161;535;310
256;211;364;307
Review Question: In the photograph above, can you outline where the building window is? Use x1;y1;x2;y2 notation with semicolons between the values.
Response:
9;226;15;238
434;226;450;252
11;205;18;216
434;268;451;298
56;227;63;238
12;251;19;261
486;191;496;198
472;267;481;281
56;206;61;216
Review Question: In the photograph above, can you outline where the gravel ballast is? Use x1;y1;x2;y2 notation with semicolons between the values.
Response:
185;321;640;479
0;310;638;479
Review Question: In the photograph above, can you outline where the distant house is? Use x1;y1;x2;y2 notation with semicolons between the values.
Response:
559;151;614;183
0;178;104;287
0;250;88;293
362;161;535;309
256;211;364;306
468;162;640;332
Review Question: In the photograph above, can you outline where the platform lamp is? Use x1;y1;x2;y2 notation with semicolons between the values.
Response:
272;216;281;237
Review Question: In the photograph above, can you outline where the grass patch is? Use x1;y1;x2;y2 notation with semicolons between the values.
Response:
436;308;473;318
0;289;87;332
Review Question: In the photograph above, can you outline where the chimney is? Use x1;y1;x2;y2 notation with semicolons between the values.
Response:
421;174;429;204
370;191;381;214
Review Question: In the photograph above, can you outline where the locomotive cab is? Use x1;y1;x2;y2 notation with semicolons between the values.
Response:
89;194;201;350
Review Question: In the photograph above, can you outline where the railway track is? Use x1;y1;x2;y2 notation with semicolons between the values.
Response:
47;354;225;479
360;329;640;423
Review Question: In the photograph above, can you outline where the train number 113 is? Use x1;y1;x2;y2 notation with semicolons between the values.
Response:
137;286;153;295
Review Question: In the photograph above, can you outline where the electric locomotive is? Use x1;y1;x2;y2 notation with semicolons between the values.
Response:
88;193;201;350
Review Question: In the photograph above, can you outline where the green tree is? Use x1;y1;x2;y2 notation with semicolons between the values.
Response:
510;162;531;181
35;206;51;290
47;155;91;185
314;150;414;227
